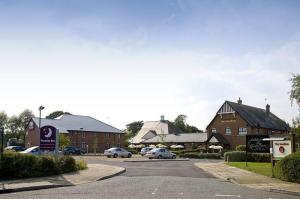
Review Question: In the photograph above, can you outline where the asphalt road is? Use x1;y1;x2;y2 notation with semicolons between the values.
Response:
1;158;299;199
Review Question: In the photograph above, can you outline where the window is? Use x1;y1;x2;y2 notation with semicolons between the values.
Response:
106;143;110;149
117;134;121;139
81;142;86;149
238;128;247;135
211;128;217;133
105;133;110;138
82;132;86;138
117;143;121;147
225;127;232;135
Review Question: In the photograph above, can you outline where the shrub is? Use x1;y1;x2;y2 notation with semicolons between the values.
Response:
274;151;300;182
179;152;221;159
236;145;246;151
224;151;270;162
126;148;138;154
0;152;86;180
58;156;77;173
76;159;87;170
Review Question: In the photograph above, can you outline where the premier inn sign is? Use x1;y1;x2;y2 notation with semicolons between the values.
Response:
40;125;57;151
246;135;270;153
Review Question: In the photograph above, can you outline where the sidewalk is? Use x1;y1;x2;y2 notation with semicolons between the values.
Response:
195;162;300;196
0;163;125;194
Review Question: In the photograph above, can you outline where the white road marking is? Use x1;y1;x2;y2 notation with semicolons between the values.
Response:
151;188;158;195
215;194;241;198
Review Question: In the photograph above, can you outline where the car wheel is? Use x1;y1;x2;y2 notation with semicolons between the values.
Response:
127;153;132;158
107;155;111;158
172;155;176;159
113;153;118;158
149;157;153;159
157;155;162;159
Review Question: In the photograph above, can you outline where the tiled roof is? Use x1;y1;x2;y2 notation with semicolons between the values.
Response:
32;114;122;133
206;133;229;145
142;133;207;143
226;101;289;131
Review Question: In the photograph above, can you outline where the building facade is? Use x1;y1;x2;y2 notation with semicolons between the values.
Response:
206;98;290;149
25;114;125;153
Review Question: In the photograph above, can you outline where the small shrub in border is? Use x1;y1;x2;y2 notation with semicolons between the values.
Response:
179;152;221;159
235;145;246;151
274;151;300;183
224;151;270;162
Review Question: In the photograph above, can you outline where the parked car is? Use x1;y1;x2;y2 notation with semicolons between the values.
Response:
140;147;153;156
20;146;63;155
4;146;25;152
20;146;39;155
63;146;85;155
104;147;132;158
145;148;176;159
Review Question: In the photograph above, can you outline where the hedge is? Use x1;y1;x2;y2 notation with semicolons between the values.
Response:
224;151;270;162
179;152;221;159
274;151;300;183
236;145;246;151
0;152;87;179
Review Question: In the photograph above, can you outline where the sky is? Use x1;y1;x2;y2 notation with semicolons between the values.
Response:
0;0;299;130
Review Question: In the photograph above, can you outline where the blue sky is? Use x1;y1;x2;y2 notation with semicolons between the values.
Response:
0;0;299;129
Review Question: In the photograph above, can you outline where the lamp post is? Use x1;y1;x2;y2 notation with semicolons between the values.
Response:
80;127;83;150
0;127;4;156
38;106;45;154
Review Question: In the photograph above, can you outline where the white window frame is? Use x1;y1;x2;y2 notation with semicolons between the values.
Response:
82;132;86;138
225;127;232;135
211;128;217;133
81;142;86;149
238;127;247;135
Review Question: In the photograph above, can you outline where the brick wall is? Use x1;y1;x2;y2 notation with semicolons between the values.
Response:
25;121;126;153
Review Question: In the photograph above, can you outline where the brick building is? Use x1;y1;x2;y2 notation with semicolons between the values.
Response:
206;98;290;149
25;114;125;153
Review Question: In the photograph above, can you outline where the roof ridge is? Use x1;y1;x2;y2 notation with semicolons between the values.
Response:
226;100;266;111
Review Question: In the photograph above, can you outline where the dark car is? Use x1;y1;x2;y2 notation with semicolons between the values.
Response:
5;146;25;152
63;146;85;155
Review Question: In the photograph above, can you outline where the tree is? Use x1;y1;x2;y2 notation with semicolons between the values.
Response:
173;114;201;133
59;133;70;150
290;73;300;106
126;121;144;138
6;115;22;140
0;111;8;128
46;111;72;119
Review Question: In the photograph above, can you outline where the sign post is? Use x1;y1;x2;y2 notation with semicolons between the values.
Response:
246;135;270;167
40;125;57;153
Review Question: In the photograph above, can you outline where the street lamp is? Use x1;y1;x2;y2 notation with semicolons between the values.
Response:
38;105;45;154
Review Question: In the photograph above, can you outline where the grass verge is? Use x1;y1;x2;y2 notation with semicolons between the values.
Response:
227;162;272;177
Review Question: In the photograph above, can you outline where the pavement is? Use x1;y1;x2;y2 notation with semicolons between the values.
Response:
194;161;300;196
0;163;125;194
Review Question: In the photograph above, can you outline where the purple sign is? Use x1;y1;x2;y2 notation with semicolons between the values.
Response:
40;125;57;151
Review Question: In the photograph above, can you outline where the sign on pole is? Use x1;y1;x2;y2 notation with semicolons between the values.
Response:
40;125;57;151
246;135;270;153
273;140;292;160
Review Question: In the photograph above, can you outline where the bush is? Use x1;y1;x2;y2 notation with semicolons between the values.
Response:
224;151;270;162
236;145;246;151
126;148;138;154
76;159;87;170
0;152;87;180
179;152;221;159
274;151;300;182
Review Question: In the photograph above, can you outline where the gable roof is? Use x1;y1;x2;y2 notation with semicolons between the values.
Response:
32;114;122;133
226;101;289;131
142;133;207;144
207;100;289;131
131;120;184;144
206;133;229;145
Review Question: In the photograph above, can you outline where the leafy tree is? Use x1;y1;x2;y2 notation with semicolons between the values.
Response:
59;133;70;150
173;114;201;133
0;111;8;128
290;73;300;106
126;121;144;138
46;111;72;119
6;115;22;140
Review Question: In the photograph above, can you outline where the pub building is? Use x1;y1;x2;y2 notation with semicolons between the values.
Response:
206;98;290;149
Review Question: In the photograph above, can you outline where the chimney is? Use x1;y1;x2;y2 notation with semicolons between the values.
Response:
160;115;165;121
237;97;242;105
266;104;270;114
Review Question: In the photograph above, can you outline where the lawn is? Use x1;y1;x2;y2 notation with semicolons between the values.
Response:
227;162;272;177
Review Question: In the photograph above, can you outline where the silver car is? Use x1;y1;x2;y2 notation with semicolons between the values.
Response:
145;148;176;159
140;147;153;156
104;147;132;158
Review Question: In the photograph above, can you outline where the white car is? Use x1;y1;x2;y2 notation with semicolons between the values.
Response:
145;148;176;159
104;147;132;158
140;147;153;156
20;146;39;155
